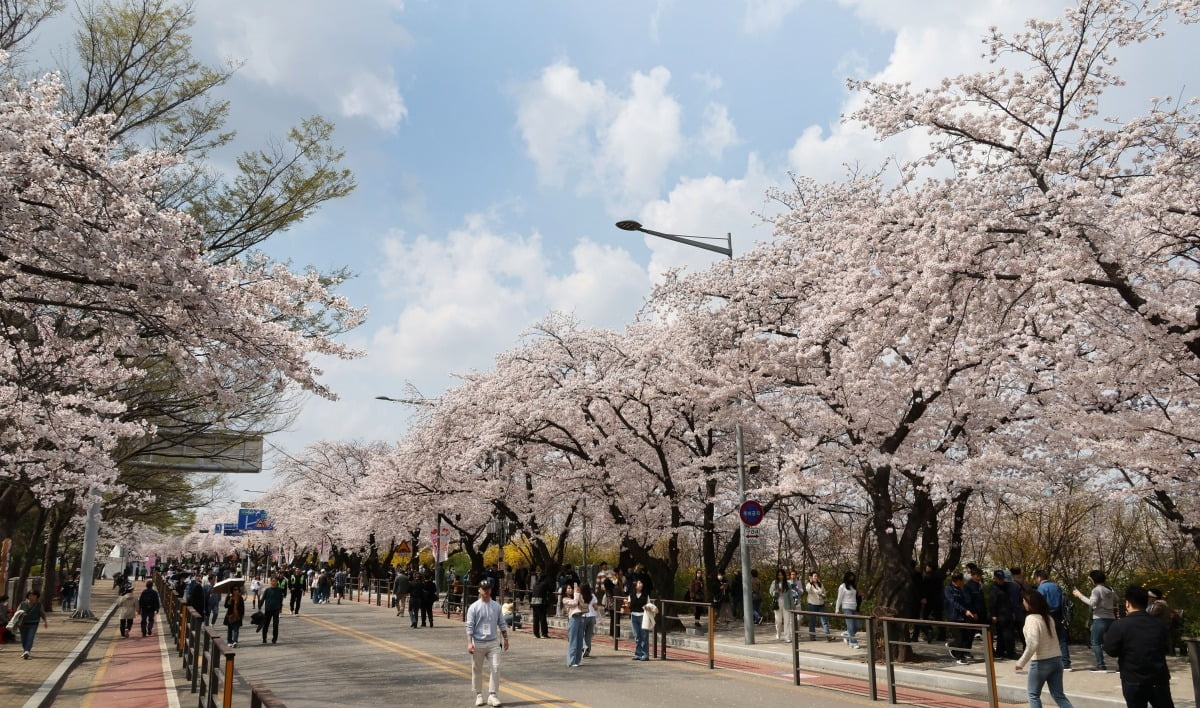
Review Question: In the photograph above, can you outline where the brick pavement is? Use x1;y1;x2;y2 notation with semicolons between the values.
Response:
0;583;120;707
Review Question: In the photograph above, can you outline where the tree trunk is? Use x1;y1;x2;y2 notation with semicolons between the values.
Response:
15;507;48;599
40;506;70;613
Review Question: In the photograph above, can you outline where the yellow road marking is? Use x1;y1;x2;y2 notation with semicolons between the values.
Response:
79;631;120;708
299;614;588;707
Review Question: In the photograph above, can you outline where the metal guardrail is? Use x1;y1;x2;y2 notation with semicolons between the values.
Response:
878;616;997;708
790;609;878;700
652;598;718;669
788;609;999;707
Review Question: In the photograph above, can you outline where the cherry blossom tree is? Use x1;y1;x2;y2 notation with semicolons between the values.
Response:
849;0;1200;547
0;59;362;544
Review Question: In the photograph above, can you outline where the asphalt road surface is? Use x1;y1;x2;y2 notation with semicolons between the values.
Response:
219;597;875;707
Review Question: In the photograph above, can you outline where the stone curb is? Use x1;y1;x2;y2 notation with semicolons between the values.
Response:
22;599;120;708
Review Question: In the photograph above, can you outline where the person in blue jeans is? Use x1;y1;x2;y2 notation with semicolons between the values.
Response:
835;571;860;649
1070;570;1116;672
16;590;51;659
628;579;650;660
223;586;245;647
563;583;586;666
1016;592;1074;708
1033;570;1072;670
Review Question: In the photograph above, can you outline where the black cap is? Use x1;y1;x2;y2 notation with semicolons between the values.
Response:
479;578;494;589
993;570;1006;579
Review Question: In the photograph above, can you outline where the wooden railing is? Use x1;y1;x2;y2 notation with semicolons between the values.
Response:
154;572;288;708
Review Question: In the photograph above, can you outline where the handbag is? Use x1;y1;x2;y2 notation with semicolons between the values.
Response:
6;608;26;631
249;610;264;626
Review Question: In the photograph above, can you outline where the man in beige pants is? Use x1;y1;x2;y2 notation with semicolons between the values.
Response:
466;578;509;707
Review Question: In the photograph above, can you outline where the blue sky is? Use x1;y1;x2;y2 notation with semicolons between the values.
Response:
25;1;1200;501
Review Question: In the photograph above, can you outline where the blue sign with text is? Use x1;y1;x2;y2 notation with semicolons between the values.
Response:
238;508;274;531
739;500;765;527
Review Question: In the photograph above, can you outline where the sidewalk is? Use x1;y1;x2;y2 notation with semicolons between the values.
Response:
543;610;1197;708
0;583;120;708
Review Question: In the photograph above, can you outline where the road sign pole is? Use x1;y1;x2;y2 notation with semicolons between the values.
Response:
736;424;755;645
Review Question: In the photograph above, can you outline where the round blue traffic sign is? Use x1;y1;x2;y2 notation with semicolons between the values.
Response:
739;500;765;526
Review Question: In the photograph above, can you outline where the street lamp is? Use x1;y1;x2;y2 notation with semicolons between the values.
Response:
376;394;444;588
615;220;732;258
374;395;435;406
613;220;755;645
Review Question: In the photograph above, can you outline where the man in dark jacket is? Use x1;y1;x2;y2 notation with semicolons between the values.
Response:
530;573;553;638
420;574;438;627
1104;586;1174;708
989;570;1018;659
288;569;305;615
185;577;206;622
943;572;978;664
259;577;285;644
138;580;161;637
920;563;945;642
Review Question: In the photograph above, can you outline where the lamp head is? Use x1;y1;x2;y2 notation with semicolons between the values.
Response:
615;220;643;231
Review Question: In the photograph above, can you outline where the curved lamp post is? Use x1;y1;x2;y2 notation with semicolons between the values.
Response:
615;220;732;258
375;395;446;589
614;220;754;645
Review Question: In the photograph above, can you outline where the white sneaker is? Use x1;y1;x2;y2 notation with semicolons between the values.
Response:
475;695;484;706
487;695;502;707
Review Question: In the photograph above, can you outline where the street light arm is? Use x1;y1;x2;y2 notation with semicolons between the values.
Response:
375;395;436;407
616;221;732;258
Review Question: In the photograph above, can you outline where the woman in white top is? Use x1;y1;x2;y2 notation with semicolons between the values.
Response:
249;577;262;609
581;583;600;657
562;583;585;667
1015;592;1074;708
1070;569;1116;672
834;571;860;649
805;571;833;641
768;569;795;641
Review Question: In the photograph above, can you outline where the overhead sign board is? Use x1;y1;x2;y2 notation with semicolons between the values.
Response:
125;432;264;474
238;508;274;531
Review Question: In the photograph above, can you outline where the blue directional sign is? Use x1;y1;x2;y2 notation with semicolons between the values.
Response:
739;500;765;527
238;508;274;531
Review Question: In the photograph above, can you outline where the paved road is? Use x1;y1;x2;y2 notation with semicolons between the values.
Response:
210;599;876;707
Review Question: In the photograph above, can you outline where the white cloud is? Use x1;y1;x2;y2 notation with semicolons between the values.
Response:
339;70;408;130
698;102;739;158
742;0;807;33
693;71;724;92
516;62;685;207
373;214;649;380
514;62;611;189
545;240;649;325
597;67;683;202
637;154;774;280
200;1;410;130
